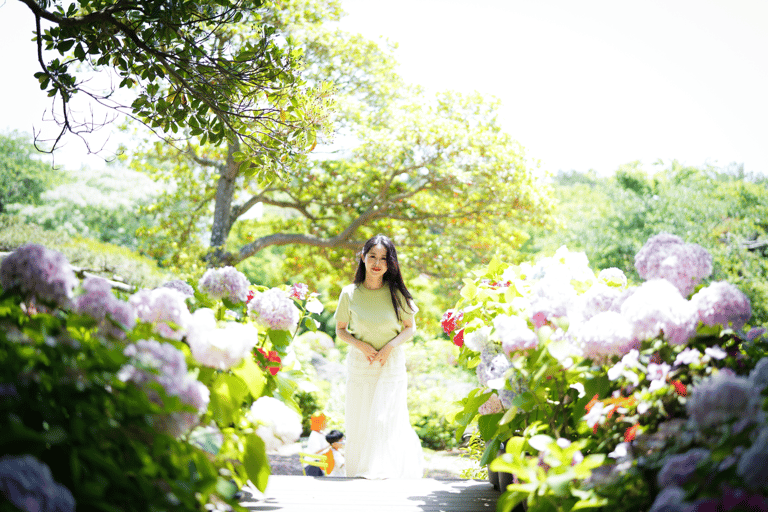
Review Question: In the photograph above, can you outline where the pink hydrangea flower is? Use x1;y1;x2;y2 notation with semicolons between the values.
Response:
0;244;78;307
478;394;504;415
575;311;638;363
248;288;300;331
289;283;309;301
691;281;751;330
620;279;698;346
198;266;250;302
74;276;136;339
130;287;191;340
634;233;712;297
494;315;538;356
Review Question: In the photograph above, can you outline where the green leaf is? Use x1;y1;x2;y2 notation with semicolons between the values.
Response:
231;356;267;399
243;434;270;491
460;279;477;300
479;436;501;466
209;373;249;424
268;329;291;353
478;412;503;442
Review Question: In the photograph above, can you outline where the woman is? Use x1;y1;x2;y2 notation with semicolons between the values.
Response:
334;235;424;479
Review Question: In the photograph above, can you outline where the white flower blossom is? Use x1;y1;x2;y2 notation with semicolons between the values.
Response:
248;288;301;332
247;397;302;452
691;281;751;331
187;309;259;370
130;287;191;340
704;347;727;360
574;311;637;363
674;348;702;366
620;279;698;346
598;267;628;288
494;315;537;355
464;325;492;352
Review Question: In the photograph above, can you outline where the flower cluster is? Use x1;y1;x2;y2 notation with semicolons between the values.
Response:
198;266;250;302
160;279;195;297
0;244;78;306
74;276;136;339
186;309;259;371
130;287;191;341
118;340;210;436
634;232;712;297
0;455;75;512
247;288;300;332
691;281;752;330
289;283;308;301
246;397;302;452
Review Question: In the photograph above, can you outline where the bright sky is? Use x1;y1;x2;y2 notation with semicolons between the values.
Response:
2;0;767;175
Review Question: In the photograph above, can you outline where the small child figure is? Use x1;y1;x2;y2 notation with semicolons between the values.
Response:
324;430;345;477
304;413;329;477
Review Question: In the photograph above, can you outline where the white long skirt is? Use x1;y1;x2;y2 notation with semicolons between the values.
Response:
345;346;423;479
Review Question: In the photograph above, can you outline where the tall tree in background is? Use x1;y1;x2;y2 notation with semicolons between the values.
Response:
17;0;332;171
0;131;62;213
534;162;768;326
130;0;554;285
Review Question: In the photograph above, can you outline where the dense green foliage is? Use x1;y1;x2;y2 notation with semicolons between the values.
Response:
535;163;768;326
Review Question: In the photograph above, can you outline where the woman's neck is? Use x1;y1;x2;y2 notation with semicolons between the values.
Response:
363;277;384;290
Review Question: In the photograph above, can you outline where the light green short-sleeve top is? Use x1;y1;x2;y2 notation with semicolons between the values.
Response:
334;284;418;350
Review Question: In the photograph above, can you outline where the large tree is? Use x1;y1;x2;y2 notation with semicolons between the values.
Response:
130;0;554;284
0;131;63;213
17;0;332;172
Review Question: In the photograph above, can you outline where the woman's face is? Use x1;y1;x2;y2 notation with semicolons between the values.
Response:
362;243;388;279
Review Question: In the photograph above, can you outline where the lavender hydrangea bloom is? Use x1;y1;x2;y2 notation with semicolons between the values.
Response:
476;353;511;388
572;283;622;324
130;287;191;340
648;486;692;512
198;266;250;302
691;281;752;331
574;311;638;362
737;427;768;490
494;315;537;356
160;279;194;297
0;454;75;512
656;448;710;489
686;373;759;431
186;308;259;370
749;357;768;392
118;340;210;435
248;288;300;331
0;244;78;307
634;233;713;297
620;279;698;346
74;276;136;339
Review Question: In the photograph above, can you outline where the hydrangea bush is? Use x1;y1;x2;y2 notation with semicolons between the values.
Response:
0;244;323;512
446;233;768;512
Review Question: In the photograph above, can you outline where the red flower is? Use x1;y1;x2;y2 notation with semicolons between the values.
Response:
246;290;255;303
453;329;465;348
256;347;282;376
289;283;308;301
673;380;687;396
441;309;464;334
625;424;640;443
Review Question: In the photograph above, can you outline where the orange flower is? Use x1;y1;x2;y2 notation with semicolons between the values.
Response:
673;380;687;396
585;394;600;412
625;424;640;443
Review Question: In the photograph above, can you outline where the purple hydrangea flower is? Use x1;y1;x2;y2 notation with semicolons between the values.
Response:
198;266;250;302
247;288;300;331
656;449;710;489
648;486;690;512
0;454;75;512
686;373;760;432
129;287;191;340
0;244;78;307
160;279;194;297
749;357;768;392
620;279;698;346
476;353;511;388
118;340;209;436
737;427;768;491
74;276;136;339
691;281;752;331
634;233;712;297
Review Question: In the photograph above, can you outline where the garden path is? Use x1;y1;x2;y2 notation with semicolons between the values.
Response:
238;476;499;512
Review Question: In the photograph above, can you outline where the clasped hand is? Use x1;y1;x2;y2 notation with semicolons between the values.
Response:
361;343;392;366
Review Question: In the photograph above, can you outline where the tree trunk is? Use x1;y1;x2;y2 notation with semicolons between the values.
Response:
208;140;239;265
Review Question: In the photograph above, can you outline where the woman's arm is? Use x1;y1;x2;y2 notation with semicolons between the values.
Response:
336;321;378;363
371;317;416;366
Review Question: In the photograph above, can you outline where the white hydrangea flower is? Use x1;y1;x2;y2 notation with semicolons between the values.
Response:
464;325;492;352
674;347;702;366
598;267;628;289
248;288;301;332
574;311;637;363
247;397;302;452
494;315;537;356
620;279;698;346
187;309;259;370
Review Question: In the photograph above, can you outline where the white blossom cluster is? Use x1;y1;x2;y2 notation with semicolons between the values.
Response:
634;232;713;297
0;454;75;512
118;340;210;436
186;308;259;370
246;396;302;452
247;288;300;332
0;244;78;307
198;266;250;302
74;276;136;339
130;287;191;341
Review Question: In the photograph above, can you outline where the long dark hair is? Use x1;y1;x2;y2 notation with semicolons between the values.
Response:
353;234;414;322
